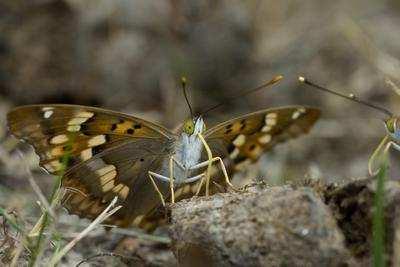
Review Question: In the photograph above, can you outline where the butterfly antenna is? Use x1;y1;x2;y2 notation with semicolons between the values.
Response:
181;76;194;119
201;75;284;116
298;76;393;117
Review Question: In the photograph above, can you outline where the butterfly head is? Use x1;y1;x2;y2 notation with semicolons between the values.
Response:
384;117;400;139
182;116;205;136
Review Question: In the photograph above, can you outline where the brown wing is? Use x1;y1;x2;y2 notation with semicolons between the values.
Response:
7;104;175;174
159;106;321;210
61;138;175;229
204;106;320;169
7;104;177;229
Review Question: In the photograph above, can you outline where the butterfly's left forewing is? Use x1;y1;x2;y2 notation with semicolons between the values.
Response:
8;104;174;173
7;104;177;229
204;106;320;169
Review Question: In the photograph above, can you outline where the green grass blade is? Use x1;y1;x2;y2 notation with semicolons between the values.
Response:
372;159;388;267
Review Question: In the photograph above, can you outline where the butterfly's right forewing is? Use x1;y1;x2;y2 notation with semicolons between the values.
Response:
204;106;320;167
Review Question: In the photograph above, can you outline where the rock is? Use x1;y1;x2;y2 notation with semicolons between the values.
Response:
169;186;352;267
323;177;400;266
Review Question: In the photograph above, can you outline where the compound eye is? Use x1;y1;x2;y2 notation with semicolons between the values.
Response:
183;120;195;135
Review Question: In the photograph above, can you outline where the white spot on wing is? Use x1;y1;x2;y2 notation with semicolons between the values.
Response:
96;165;116;177
292;111;301;119
292;108;306;120
68;117;88;125
44;110;53;119
265;113;277;126
80;148;92;161
97;165;117;192
229;147;240;159
233;134;246;147
67;125;81;132
88;135;106;147
258;134;271;144
100;180;114;192
261;125;272;133
117;185;130;199
50;134;68;145
77;111;94;118
112;183;129;198
67;112;94;126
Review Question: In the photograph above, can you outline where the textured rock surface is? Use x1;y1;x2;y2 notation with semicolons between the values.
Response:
169;186;352;267
323;178;400;266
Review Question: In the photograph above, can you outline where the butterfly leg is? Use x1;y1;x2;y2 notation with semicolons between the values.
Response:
196;133;215;196
169;156;175;204
148;156;187;205
189;156;239;194
213;156;239;192
368;135;390;176
147;172;166;207
167;156;189;204
368;135;400;175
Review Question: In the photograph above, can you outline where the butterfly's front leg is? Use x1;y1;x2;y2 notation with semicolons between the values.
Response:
195;133;242;195
169;156;175;204
148;156;186;205
168;156;191;203
148;172;167;207
369;134;400;175
368;135;395;176
196;133;215;196
189;156;240;193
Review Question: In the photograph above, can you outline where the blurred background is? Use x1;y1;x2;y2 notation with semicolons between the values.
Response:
1;0;400;228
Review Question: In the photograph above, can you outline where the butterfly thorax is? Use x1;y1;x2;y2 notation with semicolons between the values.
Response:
168;117;206;184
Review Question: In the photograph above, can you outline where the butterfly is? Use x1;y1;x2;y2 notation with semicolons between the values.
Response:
7;83;320;232
299;76;396;175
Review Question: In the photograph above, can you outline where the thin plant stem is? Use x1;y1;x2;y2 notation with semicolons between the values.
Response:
47;197;122;266
28;138;73;267
373;156;388;267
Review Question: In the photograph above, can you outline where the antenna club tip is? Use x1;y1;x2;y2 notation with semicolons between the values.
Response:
267;75;284;86
298;76;306;83
181;76;187;84
273;75;284;82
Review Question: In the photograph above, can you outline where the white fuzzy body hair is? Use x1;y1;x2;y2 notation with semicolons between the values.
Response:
162;117;205;184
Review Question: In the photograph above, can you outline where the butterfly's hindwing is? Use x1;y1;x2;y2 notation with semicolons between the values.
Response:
62;137;176;224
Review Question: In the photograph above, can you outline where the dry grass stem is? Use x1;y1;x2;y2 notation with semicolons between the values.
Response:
47;197;122;266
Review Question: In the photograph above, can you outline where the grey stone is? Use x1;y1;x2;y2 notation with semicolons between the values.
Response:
169;186;351;267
